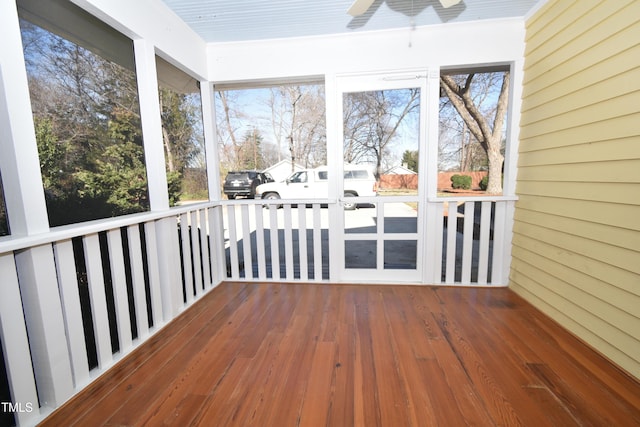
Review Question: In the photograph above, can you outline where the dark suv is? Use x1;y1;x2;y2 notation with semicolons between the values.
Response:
223;170;273;199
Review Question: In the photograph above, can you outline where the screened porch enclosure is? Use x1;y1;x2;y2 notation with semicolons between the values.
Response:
0;192;516;424
2;0;528;425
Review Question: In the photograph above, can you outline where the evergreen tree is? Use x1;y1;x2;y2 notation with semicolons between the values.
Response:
401;150;419;172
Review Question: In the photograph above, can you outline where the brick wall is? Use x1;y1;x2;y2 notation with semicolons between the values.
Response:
379;171;488;190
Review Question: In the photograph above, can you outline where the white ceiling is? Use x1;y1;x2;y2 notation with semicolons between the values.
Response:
159;0;541;43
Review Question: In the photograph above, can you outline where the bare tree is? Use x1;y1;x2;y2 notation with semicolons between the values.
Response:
269;85;326;170
440;72;509;193
343;89;419;177
215;90;246;172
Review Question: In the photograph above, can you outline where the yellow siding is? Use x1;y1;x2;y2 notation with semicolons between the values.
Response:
518;138;640;166
513;0;640;379
524;1;639;85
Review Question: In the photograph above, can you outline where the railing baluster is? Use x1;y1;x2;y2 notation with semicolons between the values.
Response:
477;201;492;285
144;221;164;326
432;202;445;284
269;206;280;280
255;204;267;279
313;204;323;281
106;229;133;352
126;225;149;339
491;201;507;285
155;217;184;319
461;202;475;284
298;204;308;280
241;204;253;280
0;253;40;426
180;212;194;302
209;206;225;284
190;210;203;295
283;205;294;279
199;209;211;289
445;202;458;283
226;205;240;279
53;240;90;386
83;234;113;368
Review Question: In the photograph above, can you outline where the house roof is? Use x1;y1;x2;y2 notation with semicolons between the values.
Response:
385;165;417;175
158;0;541;43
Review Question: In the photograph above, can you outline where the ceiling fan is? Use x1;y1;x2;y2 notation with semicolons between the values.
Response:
348;0;462;16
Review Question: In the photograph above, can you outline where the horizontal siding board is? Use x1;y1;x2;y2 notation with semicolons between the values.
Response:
515;181;639;205
521;61;640;123
524;0;636;82
511;244;640;323
519;114;639;152
514;207;640;252
512;221;639;275
511;230;639;297
518;138;640;166
511;259;640;356
509;269;640;379
516;159;640;184
515;195;639;231
524;0;581;52
522;45;640;114
519;92;640;140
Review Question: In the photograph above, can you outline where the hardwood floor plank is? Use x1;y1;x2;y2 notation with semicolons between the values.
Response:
353;289;382;427
433;309;527;426
158;393;208;427
522;385;582;427
426;332;496;426
504;296;640;424
188;356;254;425
216;330;286;426
392;287;439;359
436;289;560;426
39;283;640;427
527;362;616;426
325;286;357;426
297;341;337;427
368;288;414;427
382;288;439;426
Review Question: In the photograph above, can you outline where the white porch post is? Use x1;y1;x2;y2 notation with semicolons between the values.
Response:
133;39;169;211
324;74;342;282
0;0;49;235
133;39;183;316
423;67;443;284
202;82;226;285
202;82;221;202
0;2;74;420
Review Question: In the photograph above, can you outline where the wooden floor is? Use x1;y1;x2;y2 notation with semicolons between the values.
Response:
41;283;640;426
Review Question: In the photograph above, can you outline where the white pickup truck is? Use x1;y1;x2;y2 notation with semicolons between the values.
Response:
255;165;378;210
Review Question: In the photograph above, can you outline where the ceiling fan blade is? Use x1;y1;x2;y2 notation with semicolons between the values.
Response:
347;0;376;16
439;0;462;7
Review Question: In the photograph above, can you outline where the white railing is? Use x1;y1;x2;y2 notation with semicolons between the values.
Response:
222;200;329;282
428;197;516;286
0;202;224;426
221;196;516;286
0;196;515;425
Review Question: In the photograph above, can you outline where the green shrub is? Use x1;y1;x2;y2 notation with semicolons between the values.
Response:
479;175;488;191
451;174;472;190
